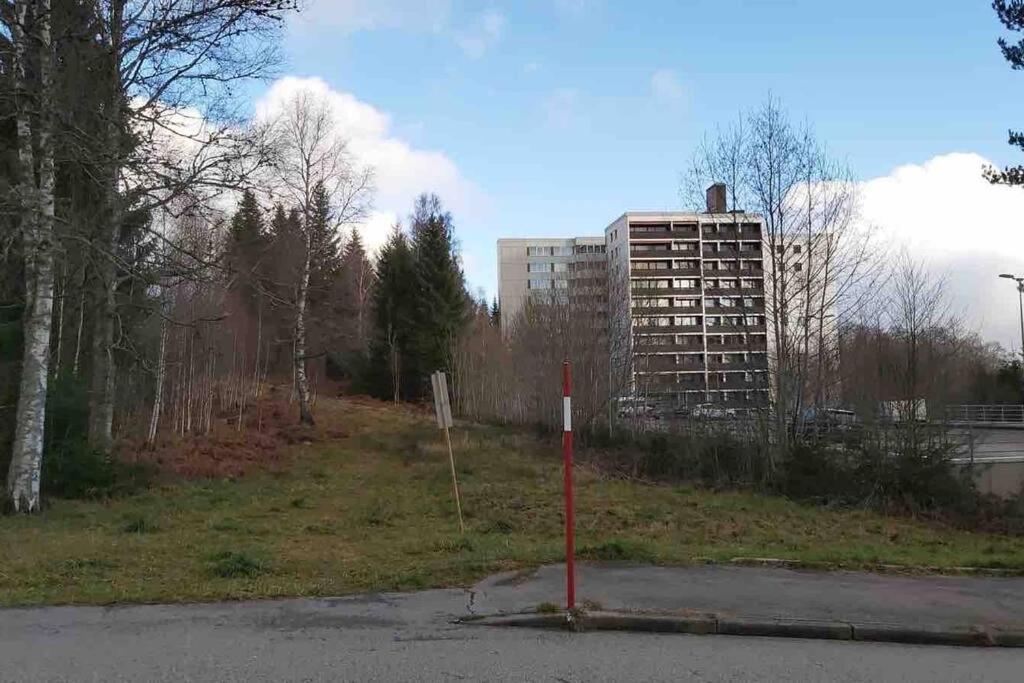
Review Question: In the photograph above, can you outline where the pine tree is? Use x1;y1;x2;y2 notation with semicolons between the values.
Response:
367;226;417;401
989;2;1024;185
410;194;468;392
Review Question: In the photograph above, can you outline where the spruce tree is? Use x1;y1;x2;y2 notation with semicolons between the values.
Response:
367;226;417;401
339;228;375;351
410;194;469;391
489;298;500;327
990;1;1024;185
226;190;267;316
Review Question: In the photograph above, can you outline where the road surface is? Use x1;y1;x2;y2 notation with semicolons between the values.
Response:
2;587;1022;682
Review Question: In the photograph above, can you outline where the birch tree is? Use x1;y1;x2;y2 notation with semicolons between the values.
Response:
685;98;885;454
5;0;56;512
269;89;373;424
83;0;297;450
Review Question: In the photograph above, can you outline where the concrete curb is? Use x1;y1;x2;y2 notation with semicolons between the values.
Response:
464;610;1024;648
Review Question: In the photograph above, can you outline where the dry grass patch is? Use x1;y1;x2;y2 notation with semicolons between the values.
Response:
2;397;1024;606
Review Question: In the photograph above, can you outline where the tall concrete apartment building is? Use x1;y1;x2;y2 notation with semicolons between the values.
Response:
496;237;607;324
496;185;769;407
605;186;769;407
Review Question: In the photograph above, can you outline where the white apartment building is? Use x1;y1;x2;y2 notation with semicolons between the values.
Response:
496;236;606;325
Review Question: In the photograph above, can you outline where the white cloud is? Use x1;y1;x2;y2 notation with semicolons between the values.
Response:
454;10;505;59
254;77;483;257
651;68;685;105
291;0;451;33
858;152;1024;351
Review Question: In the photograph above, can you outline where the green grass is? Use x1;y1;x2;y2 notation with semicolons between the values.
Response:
3;398;1024;606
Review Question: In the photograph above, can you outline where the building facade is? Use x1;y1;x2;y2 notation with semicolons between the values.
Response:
496;186;770;408
496;237;607;326
605;195;769;408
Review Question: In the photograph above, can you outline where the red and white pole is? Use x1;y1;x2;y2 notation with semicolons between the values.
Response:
562;360;575;611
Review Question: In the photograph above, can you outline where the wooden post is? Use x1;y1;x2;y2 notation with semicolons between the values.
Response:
432;371;464;532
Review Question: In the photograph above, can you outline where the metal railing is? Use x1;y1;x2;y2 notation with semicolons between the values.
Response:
945;404;1024;424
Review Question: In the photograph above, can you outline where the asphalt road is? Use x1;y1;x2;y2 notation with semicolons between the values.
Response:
2;589;1023;682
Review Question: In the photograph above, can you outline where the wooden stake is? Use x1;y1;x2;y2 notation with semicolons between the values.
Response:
443;423;465;533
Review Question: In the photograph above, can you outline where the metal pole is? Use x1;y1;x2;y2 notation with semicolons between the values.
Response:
1018;282;1024;402
562;360;575;611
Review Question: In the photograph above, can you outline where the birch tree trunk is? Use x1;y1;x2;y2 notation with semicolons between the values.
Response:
7;0;56;513
147;299;168;445
294;232;315;425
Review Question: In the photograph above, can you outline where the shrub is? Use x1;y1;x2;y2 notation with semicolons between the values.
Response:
206;550;268;578
578;538;654;562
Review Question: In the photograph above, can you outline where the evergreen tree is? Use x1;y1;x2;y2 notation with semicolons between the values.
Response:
339;228;375;350
306;180;343;297
489;298;500;327
226;190;267;316
367;226;417;401
410;194;469;391
989;2;1024;185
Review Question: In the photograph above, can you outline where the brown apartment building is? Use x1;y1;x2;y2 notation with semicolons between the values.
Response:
604;185;770;408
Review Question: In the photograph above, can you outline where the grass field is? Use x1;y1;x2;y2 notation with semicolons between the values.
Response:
3;397;1024;607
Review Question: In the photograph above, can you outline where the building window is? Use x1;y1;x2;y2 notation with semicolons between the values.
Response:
794;244;802;254
527;262;550;273
553;279;568;289
528;279;551;290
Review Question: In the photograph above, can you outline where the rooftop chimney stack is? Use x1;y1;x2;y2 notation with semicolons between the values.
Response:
706;183;728;214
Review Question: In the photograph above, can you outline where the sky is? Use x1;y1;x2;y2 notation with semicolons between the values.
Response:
250;0;1024;351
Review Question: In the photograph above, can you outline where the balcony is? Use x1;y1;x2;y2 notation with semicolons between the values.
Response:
630;246;673;257
631;266;701;277
631;305;701;315
633;324;703;334
705;287;762;296
704;247;741;258
707;323;766;334
704;304;766;315
708;379;768;390
707;360;769;371
637;359;706;372
629;225;699;239
707;341;764;351
632;287;702;297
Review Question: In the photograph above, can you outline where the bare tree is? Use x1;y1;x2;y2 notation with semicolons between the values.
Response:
84;0;297;450
685;98;885;457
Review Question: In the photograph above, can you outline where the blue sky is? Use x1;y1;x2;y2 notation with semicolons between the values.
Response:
259;0;1024;346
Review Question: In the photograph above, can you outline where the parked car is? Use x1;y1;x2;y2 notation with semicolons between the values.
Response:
616;397;655;418
688;403;736;419
801;407;859;432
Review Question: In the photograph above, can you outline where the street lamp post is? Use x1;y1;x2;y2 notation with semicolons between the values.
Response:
998;274;1024;400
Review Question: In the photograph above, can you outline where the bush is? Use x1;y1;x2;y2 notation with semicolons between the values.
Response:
582;424;769;488
206;550;268;578
34;372;154;501
778;424;980;516
42;440;154;500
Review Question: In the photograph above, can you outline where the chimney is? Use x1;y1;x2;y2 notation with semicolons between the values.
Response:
706;183;727;213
